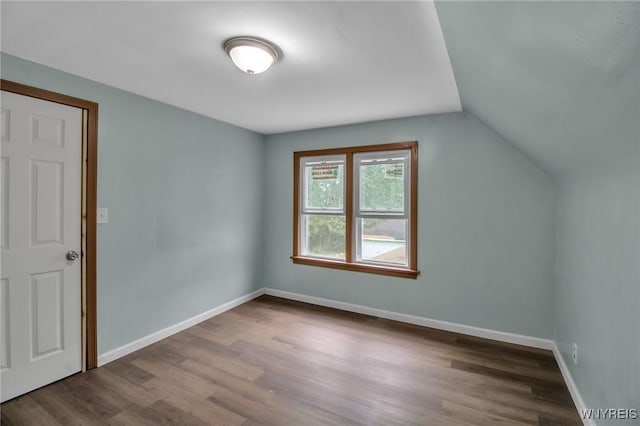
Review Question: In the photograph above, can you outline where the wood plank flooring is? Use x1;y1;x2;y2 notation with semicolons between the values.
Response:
1;295;582;425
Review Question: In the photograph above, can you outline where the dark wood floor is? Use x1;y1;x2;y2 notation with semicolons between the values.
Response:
1;295;581;425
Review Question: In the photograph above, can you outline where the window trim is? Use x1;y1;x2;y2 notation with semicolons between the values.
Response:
293;141;419;279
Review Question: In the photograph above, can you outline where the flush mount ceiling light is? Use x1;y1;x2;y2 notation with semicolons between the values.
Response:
224;36;280;75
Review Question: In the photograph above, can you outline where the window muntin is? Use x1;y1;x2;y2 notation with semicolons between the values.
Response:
293;142;418;279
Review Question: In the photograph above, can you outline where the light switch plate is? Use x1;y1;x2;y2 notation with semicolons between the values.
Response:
97;208;109;224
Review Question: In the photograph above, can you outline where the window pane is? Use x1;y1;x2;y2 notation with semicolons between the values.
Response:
302;215;346;259
304;160;344;211
359;160;404;212
358;218;407;265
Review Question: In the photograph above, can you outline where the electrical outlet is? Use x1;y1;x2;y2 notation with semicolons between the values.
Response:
572;342;578;365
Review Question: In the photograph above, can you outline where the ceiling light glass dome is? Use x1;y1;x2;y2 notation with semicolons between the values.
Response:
224;36;280;75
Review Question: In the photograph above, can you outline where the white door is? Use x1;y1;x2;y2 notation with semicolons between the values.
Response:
0;90;82;402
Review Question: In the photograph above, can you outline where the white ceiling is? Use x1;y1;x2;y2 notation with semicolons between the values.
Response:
1;1;461;134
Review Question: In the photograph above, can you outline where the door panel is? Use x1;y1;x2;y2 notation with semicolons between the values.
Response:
1;108;9;142
1;157;8;249
30;160;64;246
31;115;65;147
30;270;64;358
0;278;9;371
0;90;82;402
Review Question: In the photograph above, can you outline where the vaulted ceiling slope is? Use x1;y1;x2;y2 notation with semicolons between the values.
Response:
436;1;639;178
0;1;460;134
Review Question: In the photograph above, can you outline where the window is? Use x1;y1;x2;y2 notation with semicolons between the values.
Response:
293;141;418;279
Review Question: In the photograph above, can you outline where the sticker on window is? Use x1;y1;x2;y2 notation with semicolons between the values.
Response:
312;165;339;180
384;164;404;179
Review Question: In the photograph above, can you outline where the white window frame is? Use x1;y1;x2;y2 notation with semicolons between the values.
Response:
299;155;346;260
353;150;411;267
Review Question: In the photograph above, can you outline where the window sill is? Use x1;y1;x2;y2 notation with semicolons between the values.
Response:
291;256;419;279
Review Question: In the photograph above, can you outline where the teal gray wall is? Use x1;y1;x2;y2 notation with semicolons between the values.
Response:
263;112;556;338
555;169;640;418
1;53;265;354
437;0;640;418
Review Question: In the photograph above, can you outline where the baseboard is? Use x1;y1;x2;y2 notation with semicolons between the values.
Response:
263;288;554;350
97;288;265;366
552;343;594;426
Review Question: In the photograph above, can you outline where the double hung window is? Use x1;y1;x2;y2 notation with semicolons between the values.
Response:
293;141;418;279
299;155;347;259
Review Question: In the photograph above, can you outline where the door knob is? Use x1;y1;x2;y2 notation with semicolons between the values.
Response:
66;250;80;262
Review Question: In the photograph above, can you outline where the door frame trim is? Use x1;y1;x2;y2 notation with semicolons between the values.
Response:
1;79;99;369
